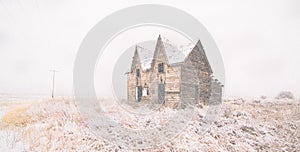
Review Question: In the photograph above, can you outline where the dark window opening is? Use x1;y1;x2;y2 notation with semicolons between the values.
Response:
136;69;140;77
158;63;164;73
143;83;149;96
137;86;142;102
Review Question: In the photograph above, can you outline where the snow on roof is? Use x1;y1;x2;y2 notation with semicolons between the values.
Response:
163;42;186;64
178;42;196;56
161;36;196;64
136;45;154;71
136;38;197;71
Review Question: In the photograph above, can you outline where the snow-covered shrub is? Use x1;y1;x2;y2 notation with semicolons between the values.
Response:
260;96;267;100
275;91;294;100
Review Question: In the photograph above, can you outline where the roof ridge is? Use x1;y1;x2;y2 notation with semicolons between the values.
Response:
134;36;203;71
136;45;152;51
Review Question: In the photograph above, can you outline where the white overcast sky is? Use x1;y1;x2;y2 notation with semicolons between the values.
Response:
0;0;299;98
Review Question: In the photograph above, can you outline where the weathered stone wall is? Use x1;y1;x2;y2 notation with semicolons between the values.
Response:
165;65;181;108
127;48;149;102
127;38;219;108
199;71;212;105
181;58;199;107
198;46;213;105
127;73;136;102
185;44;212;105
209;79;223;105
127;63;142;102
127;67;151;102
149;43;168;104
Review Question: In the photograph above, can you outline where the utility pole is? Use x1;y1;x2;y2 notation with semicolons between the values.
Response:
50;69;58;99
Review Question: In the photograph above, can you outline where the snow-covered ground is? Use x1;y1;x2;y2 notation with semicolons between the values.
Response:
0;97;299;151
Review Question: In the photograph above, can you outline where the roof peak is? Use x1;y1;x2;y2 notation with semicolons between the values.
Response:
158;34;162;40
134;36;210;71
196;39;203;49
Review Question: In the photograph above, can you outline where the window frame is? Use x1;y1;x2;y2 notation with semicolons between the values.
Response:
136;69;140;77
158;63;164;73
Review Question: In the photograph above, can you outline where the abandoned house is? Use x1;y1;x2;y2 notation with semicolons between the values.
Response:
127;35;223;108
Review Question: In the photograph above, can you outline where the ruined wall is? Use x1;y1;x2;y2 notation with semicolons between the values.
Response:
127;63;141;102
128;38;217;108
185;45;212;105
181;59;199;107
140;71;151;101
127;65;152;102
149;47;167;104
208;79;223;105
127;48;144;102
165;65;181;108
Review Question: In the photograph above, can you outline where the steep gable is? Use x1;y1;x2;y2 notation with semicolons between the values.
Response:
131;35;212;74
185;40;213;74
130;46;141;72
195;40;212;74
151;35;169;69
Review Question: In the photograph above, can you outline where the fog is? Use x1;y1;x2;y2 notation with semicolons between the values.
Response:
0;0;299;98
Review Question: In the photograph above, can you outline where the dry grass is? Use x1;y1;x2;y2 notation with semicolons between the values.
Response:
2;104;33;127
0;98;299;151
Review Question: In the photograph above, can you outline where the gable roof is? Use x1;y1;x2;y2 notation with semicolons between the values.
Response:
134;35;210;72
184;40;213;74
195;40;213;74
151;34;169;67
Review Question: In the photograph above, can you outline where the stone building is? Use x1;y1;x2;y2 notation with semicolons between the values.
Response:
127;35;223;108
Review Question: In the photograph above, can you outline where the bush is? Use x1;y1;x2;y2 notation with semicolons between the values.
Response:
260;95;267;99
275;91;294;100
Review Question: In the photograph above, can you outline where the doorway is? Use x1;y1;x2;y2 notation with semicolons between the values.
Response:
158;83;165;104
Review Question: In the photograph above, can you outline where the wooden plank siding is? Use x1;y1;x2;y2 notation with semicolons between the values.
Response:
127;36;218;108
